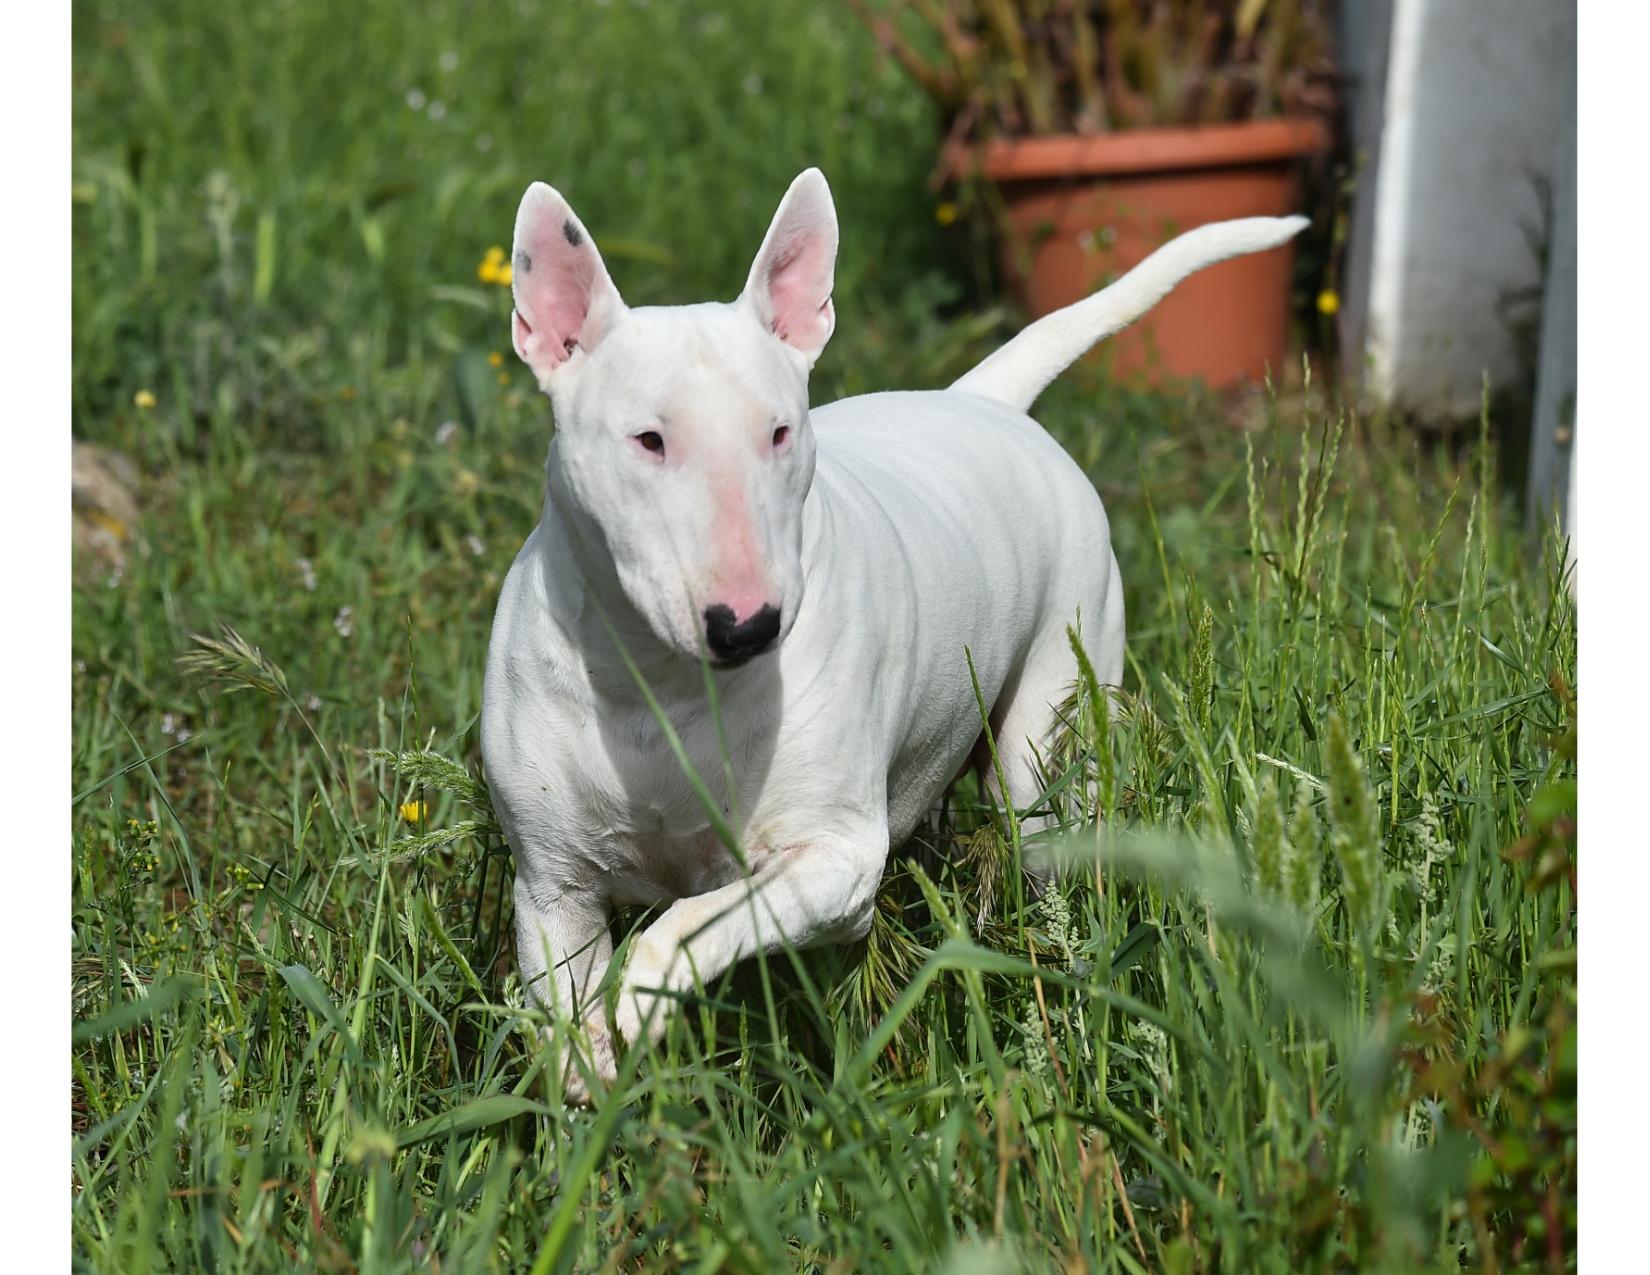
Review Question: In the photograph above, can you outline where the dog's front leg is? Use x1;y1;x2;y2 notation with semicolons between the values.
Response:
512;876;616;1103
613;824;887;1054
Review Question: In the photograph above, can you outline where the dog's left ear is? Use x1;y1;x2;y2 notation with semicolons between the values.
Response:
738;168;838;367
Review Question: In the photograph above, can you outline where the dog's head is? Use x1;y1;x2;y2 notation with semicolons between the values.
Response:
510;169;837;667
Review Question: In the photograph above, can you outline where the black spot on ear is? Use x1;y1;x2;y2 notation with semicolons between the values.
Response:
514;250;532;274
562;220;582;248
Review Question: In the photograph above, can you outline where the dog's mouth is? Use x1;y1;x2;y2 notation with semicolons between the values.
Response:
706;642;776;670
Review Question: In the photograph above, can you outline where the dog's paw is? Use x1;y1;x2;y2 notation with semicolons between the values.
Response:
613;992;651;1055
612;932;680;1048
559;1014;617;1108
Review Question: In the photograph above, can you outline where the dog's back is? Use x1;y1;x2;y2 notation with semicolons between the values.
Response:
795;388;1122;842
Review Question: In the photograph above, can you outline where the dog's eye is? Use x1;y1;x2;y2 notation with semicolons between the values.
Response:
634;431;665;457
771;425;791;450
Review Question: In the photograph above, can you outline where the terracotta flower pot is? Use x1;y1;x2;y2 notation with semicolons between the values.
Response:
973;118;1329;388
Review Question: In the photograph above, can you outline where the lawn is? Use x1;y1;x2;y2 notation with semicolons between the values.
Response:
71;2;1576;1271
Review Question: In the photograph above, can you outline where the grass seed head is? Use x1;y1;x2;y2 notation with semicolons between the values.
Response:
1251;775;1287;899
1324;714;1383;939
1285;782;1323;917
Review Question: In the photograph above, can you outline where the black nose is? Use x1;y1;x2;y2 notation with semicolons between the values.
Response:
703;604;782;664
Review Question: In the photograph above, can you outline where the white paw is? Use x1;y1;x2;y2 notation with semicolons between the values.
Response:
558;1013;616;1108
613;936;676;1049
613;968;669;1051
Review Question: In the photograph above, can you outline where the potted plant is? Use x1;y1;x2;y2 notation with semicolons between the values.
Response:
853;1;1337;388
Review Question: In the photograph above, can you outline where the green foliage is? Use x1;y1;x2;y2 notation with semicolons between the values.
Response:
72;2;1576;1271
850;0;1338;138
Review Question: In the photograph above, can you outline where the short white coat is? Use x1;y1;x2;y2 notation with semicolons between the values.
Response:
480;168;1304;1099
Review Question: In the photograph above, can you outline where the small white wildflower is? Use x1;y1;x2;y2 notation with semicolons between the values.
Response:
465;534;485;558
1423;944;1455;993
161;714;178;736
742;72;763;96
475;132;494;153
175;728;192;744
297;556;317;591
427;100;448;122
333;606;355;638
304;692;323;712
438;49;459;72
1021;1001;1051;1078
1040;887;1079;967
434;420;460;446
75;659;87;674
105;565;124;588
405;87;427;111
1129;1020;1172;1091
1412;794;1453;905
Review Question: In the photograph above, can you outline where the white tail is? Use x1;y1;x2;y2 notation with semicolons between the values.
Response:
949;216;1310;413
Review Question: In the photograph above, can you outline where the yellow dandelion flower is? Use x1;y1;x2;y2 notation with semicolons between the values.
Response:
339;386;357;401
133;389;156;409
935;202;958;226
1316;288;1340;316
478;245;508;284
496;263;512;287
496;371;511;386
400;799;428;824
487;350;504;368
88;510;128;541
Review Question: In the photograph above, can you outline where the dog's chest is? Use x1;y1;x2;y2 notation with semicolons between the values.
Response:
553;697;781;904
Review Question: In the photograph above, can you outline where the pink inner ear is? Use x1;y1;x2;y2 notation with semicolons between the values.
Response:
539;254;596;354
511;309;536;365
765;231;833;352
513;214;604;374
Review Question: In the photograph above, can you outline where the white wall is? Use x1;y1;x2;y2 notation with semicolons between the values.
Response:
1357;0;1575;419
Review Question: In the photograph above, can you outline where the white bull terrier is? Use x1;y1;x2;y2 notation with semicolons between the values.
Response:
481;168;1304;1101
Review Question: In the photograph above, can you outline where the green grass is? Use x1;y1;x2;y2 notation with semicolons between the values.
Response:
72;2;1576;1271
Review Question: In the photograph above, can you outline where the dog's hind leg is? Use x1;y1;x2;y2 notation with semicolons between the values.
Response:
981;559;1125;877
978;646;1075;871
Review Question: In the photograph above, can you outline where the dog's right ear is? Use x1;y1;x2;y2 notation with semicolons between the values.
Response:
510;182;626;387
